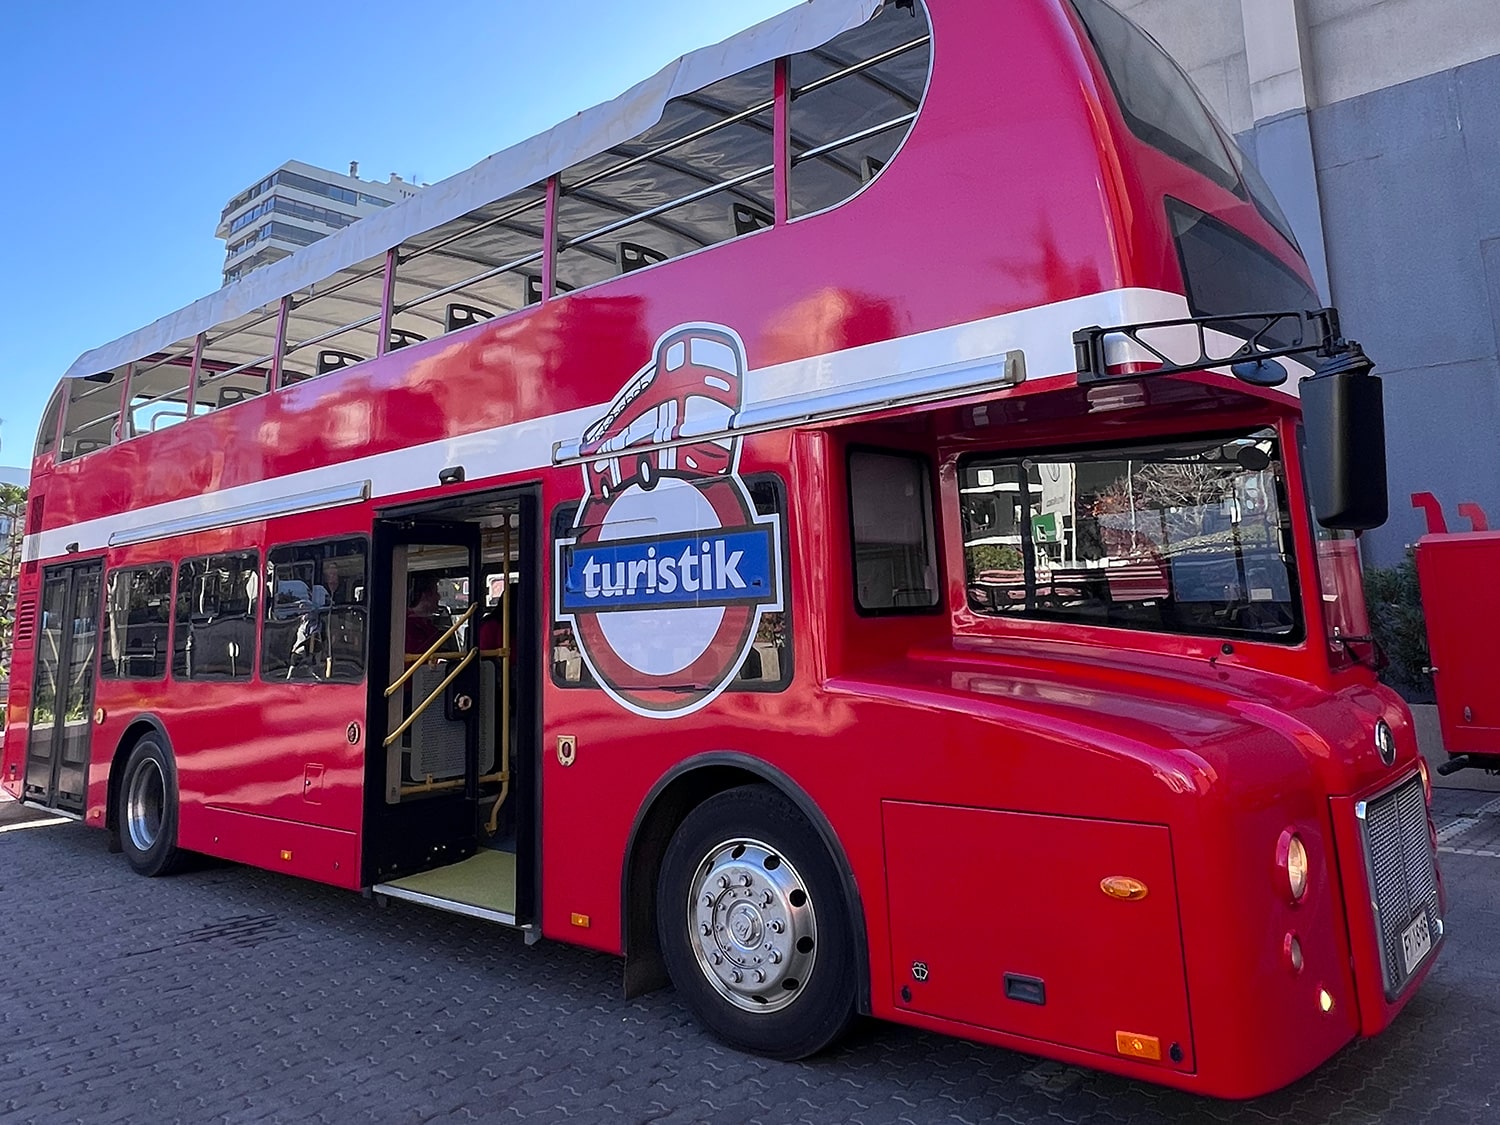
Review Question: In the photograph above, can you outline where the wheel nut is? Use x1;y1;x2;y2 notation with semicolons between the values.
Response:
703;894;714;907
770;920;785;934
762;892;773;907
753;970;766;984
768;949;782;964
730;970;743;984
711;953;722;965
700;923;711;936
740;874;753;887
718;876;730;890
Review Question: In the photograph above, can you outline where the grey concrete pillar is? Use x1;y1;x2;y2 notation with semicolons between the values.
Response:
1239;0;1332;301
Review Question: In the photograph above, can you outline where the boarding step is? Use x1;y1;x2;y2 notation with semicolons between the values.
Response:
372;848;536;937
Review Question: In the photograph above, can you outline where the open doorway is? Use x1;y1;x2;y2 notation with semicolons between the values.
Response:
362;487;540;930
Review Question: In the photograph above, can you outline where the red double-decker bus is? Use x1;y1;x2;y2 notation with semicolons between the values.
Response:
4;0;1442;1098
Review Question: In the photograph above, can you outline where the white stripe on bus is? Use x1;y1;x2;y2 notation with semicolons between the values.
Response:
24;288;1304;559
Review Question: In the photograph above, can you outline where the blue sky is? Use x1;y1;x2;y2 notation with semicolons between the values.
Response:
0;0;799;471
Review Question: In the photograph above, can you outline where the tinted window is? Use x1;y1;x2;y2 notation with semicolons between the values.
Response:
849;451;939;612
1170;199;1320;348
175;551;260;680
1070;0;1239;193
101;565;173;679
263;538;368;683
1225;136;1301;252
961;429;1303;644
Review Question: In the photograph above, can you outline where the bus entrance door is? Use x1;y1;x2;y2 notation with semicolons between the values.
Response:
24;561;102;813
364;520;483;886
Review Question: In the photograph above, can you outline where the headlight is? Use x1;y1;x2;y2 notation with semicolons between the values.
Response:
1374;719;1396;766
1280;830;1309;904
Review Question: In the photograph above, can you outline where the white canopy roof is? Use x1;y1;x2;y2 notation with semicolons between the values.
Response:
63;0;882;382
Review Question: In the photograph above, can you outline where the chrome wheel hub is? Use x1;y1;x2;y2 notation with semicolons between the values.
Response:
687;838;816;1013
126;758;165;853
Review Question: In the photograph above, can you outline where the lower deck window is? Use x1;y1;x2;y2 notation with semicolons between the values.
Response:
264;537;369;683
960;429;1303;643
101;565;173;679
175;551;261;680
849;450;940;612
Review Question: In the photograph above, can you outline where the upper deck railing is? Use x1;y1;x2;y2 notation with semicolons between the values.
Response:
39;0;931;467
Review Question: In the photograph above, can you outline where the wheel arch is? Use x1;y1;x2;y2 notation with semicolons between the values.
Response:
620;751;870;1014
105;714;174;839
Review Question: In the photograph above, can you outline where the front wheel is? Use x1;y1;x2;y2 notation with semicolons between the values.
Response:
657;784;857;1060
117;736;189;877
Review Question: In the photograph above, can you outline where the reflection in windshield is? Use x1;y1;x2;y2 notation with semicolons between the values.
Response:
961;429;1303;642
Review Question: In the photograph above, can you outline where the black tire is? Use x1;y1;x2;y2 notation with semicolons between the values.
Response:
656;784;857;1060
639;455;658;490
117;736;189;877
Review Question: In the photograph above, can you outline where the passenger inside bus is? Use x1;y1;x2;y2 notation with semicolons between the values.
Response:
405;573;445;655
313;559;349;606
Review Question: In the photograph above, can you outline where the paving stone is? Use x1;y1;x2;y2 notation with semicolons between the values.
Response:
2;804;1500;1123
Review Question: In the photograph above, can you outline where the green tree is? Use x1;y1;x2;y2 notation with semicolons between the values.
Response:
1363;550;1434;702
0;482;26;698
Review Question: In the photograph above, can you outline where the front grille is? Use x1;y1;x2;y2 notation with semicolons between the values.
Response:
1359;774;1441;998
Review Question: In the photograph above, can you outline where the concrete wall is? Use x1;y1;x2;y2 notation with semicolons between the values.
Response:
1304;0;1500;107
1115;0;1500;565
1314;52;1500;562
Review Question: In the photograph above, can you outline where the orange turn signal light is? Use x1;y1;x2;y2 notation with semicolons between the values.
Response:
570;912;591;928
1115;1031;1161;1061
1100;876;1149;902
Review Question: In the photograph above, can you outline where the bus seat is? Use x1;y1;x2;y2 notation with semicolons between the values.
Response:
326;606;366;680
191;615;256;678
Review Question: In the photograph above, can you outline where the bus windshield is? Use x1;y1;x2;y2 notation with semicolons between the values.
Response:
961;429;1303;643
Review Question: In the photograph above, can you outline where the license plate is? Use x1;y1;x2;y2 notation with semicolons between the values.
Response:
1401;912;1433;974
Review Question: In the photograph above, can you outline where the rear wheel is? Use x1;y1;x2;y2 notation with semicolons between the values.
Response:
118;736;189;877
657;784;856;1059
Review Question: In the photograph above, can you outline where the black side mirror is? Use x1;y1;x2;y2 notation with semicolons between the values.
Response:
1300;344;1387;530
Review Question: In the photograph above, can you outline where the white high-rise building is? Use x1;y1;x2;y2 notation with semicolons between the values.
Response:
216;160;422;286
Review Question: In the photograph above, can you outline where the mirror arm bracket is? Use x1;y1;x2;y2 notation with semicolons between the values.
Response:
1074;307;1345;384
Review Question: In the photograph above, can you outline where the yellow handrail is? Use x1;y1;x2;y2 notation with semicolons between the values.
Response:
383;649;477;749
385;602;477;699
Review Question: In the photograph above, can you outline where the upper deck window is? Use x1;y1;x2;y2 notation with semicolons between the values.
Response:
961;429;1304;644
1070;0;1238;193
59;372;124;461
35;387;63;460
1071;0;1301;250
789;1;931;218
554;65;776;294
1170;199;1319;348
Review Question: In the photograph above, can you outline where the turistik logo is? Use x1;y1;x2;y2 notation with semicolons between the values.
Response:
555;324;784;718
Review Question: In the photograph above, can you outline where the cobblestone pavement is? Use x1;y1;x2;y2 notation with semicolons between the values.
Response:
2;792;1498;1125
